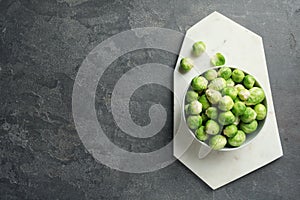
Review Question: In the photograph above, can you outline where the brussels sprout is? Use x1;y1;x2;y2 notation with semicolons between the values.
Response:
222;86;238;100
232;101;246;116
226;78;235;87
228;130;246;147
192;41;206;56
205;89;222;104
206;107;218;119
240;120;258;134
201;113;209;124
204;69;218;81
218;111;236;125
234;84;245;92
218;67;232;80
238;89;250;101
208;77;227;91
240;107;257;123
232;69;245;83
188;100;202;115
243;75;256;89
205;120;220;135
233;116;240;125
192;76;208;91
223;124;238;137
218;96;234;111
254;104;267;120
209;135;227;150
198;94;210;110
184;104;189;113
211;53;225;66
186;90;199;103
245;87;265;106
180;58;194;72
187;115;202;130
195;126;208;141
234;97;241;103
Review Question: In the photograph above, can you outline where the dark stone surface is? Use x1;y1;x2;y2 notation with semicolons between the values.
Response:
0;0;299;199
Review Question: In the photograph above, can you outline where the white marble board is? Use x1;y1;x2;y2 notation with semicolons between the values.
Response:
173;11;283;190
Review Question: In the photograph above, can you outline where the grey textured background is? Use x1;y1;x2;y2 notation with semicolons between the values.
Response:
0;0;300;199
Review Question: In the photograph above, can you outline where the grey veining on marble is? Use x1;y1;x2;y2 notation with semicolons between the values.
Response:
0;0;299;199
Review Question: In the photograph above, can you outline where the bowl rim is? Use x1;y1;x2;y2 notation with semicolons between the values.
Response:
182;65;268;151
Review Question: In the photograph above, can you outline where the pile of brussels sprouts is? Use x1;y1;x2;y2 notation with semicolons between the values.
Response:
184;67;267;150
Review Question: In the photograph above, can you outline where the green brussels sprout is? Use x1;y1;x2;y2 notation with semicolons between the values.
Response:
201;113;209;124
234;84;245;92
226;78;235;87
218;96;234;111
186;90;199;103
218;111;236;125
232;69;245;83
198;94;210;110
222;86;238;100
223;124;238;137
205;89;222;104
240;120;258;134
254;104;267;120
228;130;246;147
205;107;218;119
192;41;206;56
204;69;218;81
195;126;208;141
243;75;256;89
232;101;246;116
234;97;241;103
180;58;194;72
211;53;225;66
192;76;208;91
240;107;257;123
208;77;227;91
233;116;240;125
188;100;202;115
184;104;189;113
187;115;202;130
218;67;232;80
209;135;227;150
205;120;220;135
238;89;250;101
245;87;265;106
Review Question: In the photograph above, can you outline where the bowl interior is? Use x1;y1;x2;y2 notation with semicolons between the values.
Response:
183;66;268;151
